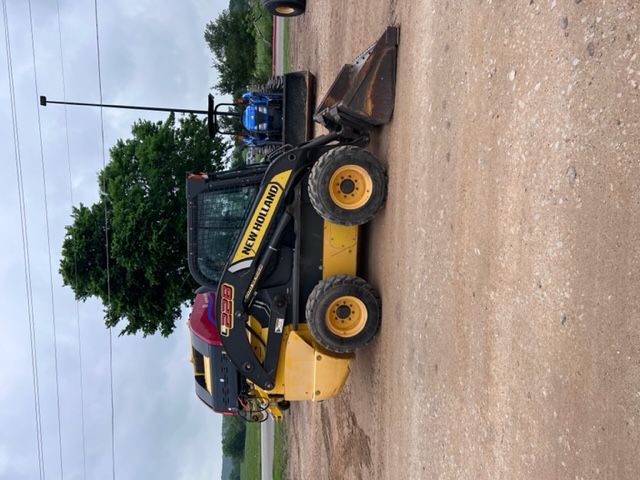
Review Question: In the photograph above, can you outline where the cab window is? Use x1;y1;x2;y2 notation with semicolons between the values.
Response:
195;184;259;285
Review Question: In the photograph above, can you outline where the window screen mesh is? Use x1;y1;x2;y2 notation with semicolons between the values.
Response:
194;184;259;285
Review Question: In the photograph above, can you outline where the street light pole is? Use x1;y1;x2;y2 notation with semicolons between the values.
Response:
39;95;209;116
40;94;244;138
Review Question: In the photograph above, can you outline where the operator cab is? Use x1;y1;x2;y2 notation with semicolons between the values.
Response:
187;164;292;291
189;170;264;289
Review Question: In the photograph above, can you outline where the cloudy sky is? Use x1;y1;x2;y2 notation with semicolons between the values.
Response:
1;1;230;478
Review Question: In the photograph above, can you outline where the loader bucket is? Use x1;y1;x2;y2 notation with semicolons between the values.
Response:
314;26;399;133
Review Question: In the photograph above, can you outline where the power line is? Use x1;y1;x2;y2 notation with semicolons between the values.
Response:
92;1;117;479
2;0;46;478
54;0;88;476
27;0;66;477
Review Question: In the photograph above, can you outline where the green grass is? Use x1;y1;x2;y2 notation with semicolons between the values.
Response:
253;5;274;82
240;422;261;480
272;421;288;480
252;6;290;79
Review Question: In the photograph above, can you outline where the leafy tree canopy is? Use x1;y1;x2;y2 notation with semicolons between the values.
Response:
59;113;229;336
204;0;259;98
222;415;247;461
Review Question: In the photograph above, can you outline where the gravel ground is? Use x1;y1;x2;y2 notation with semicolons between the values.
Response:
285;1;639;479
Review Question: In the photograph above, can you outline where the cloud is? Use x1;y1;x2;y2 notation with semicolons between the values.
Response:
0;445;8;477
1;1;228;479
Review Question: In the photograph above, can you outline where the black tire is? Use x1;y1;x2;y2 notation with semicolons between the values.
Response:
308;146;387;226
256;76;284;94
266;75;285;92
262;0;306;17
305;274;381;353
277;400;291;411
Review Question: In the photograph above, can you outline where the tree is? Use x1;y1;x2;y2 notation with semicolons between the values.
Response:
204;0;257;97
229;463;241;480
59;113;229;336
222;415;246;461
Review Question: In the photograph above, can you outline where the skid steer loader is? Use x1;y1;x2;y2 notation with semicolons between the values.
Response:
187;26;399;419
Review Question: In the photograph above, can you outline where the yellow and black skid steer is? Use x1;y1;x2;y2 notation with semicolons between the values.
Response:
187;26;399;420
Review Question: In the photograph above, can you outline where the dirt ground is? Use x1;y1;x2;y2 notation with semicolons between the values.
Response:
285;1;639;479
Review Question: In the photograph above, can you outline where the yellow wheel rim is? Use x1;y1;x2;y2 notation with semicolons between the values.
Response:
329;165;373;210
325;296;367;337
276;6;295;14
